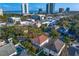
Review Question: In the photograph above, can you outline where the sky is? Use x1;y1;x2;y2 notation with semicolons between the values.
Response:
0;3;79;12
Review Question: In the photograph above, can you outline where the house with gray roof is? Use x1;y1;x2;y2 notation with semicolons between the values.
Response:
0;42;17;56
68;43;79;56
42;39;66;56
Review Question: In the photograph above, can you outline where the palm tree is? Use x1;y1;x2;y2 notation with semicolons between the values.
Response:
57;18;69;28
49;29;60;42
64;35;71;44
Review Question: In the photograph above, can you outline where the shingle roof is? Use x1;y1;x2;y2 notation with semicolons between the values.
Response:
0;43;16;56
54;39;64;52
43;39;64;53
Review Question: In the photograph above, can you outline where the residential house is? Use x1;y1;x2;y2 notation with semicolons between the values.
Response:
0;39;6;47
38;14;46;20
43;39;65;56
20;19;35;26
67;29;76;38
17;36;27;42
7;17;14;24
0;22;6;27
68;43;79;56
42;18;57;27
0;38;18;56
20;21;31;26
0;41;17;56
35;21;41;28
9;17;21;24
15;44;29;56
32;34;49;47
31;15;40;20
46;16;53;20
57;27;69;34
48;20;57;27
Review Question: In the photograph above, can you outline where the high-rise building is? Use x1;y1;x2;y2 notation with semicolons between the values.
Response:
22;3;29;15
59;8;64;13
66;8;70;13
0;9;3;16
38;8;43;14
46;3;55;14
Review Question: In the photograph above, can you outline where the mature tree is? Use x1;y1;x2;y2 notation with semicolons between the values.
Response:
25;26;43;39
40;24;48;31
0;25;24;44
0;15;7;22
57;18;69;28
21;41;36;53
21;41;29;48
63;35;71;44
49;29;60;41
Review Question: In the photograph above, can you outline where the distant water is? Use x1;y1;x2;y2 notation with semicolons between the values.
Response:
3;11;22;14
3;10;39;14
3;10;42;14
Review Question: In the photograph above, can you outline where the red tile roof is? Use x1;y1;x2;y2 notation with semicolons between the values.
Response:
33;34;48;44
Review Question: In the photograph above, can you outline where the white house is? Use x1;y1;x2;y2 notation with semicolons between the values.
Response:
9;17;21;24
35;21;41;28
20;20;33;26
0;22;6;27
38;14;46;20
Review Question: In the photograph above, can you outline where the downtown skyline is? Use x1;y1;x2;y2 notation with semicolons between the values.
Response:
0;3;79;14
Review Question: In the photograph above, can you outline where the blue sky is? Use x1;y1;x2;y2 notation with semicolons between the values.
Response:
0;3;79;12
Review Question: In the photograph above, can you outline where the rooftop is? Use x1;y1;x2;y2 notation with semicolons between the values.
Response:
0;40;6;47
33;34;48;45
43;39;64;53
67;43;79;56
0;42;16;56
17;36;27;42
